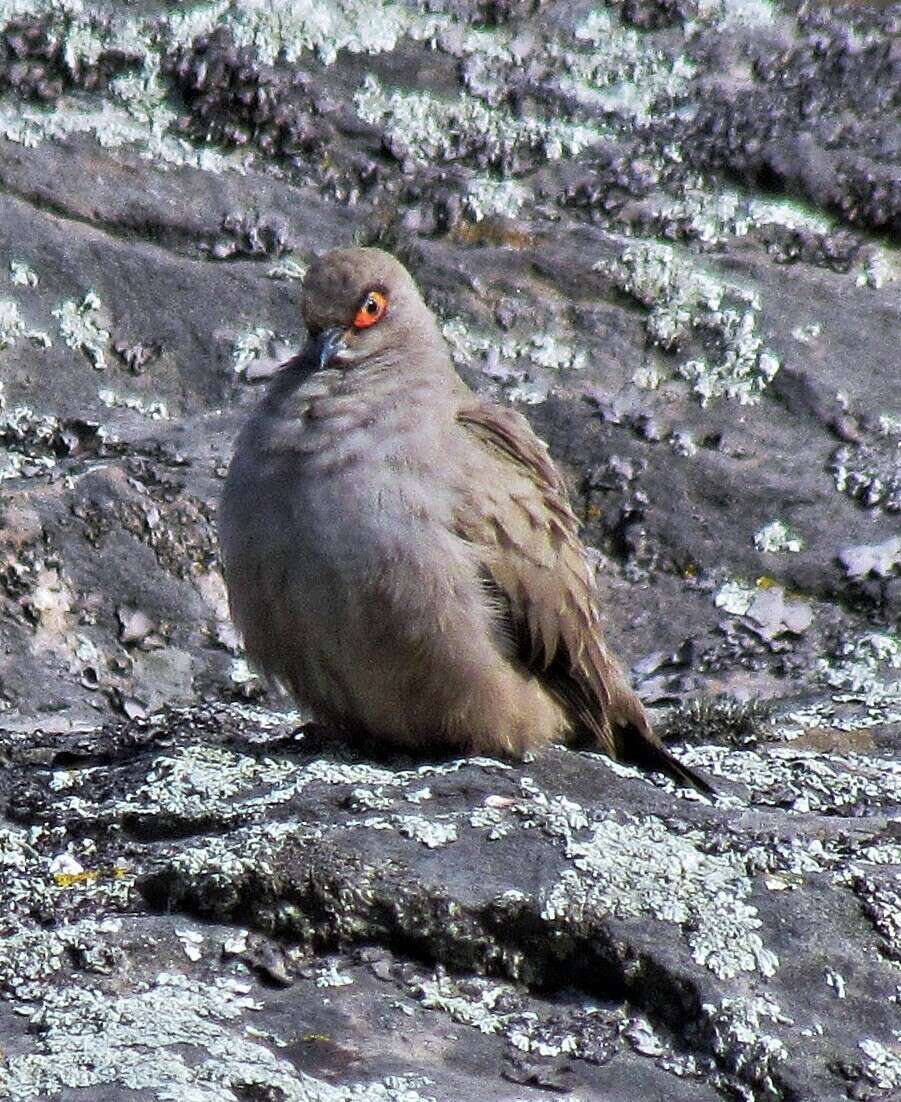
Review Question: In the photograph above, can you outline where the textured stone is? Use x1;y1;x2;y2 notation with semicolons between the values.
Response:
0;1;898;1098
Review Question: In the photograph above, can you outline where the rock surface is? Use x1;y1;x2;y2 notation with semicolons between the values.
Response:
0;1;898;1100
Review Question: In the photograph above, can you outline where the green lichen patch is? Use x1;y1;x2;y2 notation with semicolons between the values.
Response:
849;868;901;960
714;579;755;616
359;814;458;849
0;88;235;172
632;187;843;250
857;1036;901;1092
0;820;136;1006
97;388;171;420
0;381;107;480
0;2;238;170
441;314;587;405
0;298;51;349
355;74;605;172
754;521;804;554
540;813;779;979
855;249;896;290
51;289;110;369
8;259;39;287
267;256;308;281
701;994;789;1099
0;402;59;478
399;962;631;1067
817;633;901;706
166;0;427;67
714;578;813;640
0;971;402;1102
463;176;527;223
231;325;278;374
71;743;512;858
830;430;901;514
700;0;778;31
413;971;516;1034
687;740;901;815
594;242;780;406
556;8;696;125
53;742;301;829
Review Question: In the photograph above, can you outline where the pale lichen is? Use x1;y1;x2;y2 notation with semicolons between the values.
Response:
52;290;110;369
557;8;696;125
714;577;812;639
791;322;821;345
855;250;895;290
714;579;755;616
817;633;901;705
0;299;51;349
754;520;805;554
97;389;171;420
0;969;440;1101
167;0;422;66
595;242;780;406
315;961;353;988
831;434;901;513
9;260;39;288
267;257;308;281
468;805;513;840
698;0;778;30
701;995;790;1098
440;314;586;407
360;814;458;849
541;814;779;979
355;74;604;170
858;1036;901;1092
464;176;527;222
232;326;277;374
688;741;901;814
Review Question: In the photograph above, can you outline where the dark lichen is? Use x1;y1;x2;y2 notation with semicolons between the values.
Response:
661;695;773;749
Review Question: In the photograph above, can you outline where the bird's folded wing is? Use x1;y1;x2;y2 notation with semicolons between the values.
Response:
455;400;628;757
456;401;714;795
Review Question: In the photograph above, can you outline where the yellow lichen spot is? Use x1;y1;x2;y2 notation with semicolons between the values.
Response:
54;869;100;888
53;864;129;888
756;575;807;601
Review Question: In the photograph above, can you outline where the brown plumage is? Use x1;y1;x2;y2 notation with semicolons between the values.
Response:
219;247;711;794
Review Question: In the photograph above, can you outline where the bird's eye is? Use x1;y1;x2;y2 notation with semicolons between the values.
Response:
353;290;388;329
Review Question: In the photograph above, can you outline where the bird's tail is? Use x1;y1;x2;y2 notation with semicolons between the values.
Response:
611;691;714;796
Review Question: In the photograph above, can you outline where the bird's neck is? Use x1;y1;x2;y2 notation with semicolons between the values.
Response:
250;356;459;463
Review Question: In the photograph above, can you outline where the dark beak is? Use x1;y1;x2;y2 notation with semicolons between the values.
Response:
242;326;347;384
315;326;347;369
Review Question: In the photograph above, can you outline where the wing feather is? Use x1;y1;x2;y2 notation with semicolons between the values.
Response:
455;400;712;794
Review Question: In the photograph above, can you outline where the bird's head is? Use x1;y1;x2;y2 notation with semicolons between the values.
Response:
301;247;440;372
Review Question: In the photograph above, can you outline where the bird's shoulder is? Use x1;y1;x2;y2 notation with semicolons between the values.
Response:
453;396;602;657
455;398;571;508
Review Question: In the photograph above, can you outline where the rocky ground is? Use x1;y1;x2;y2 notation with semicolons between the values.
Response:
0;1;898;1100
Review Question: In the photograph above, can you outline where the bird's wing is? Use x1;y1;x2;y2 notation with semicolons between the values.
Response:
455;400;712;794
455;401;620;749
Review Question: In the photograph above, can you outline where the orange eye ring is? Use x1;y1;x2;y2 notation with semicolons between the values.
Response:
353;289;388;329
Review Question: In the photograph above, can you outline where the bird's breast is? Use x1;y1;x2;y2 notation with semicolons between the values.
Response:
228;403;456;577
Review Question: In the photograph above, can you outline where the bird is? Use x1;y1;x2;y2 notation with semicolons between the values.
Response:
219;247;711;794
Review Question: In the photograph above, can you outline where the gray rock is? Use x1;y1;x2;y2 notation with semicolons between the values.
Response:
0;1;898;1098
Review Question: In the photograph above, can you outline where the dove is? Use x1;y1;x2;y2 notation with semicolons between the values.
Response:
219;247;711;793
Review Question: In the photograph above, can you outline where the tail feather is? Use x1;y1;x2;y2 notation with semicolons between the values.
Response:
542;643;714;794
611;700;714;796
